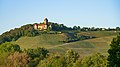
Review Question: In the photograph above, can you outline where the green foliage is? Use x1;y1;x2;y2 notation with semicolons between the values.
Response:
116;27;120;31
0;46;49;67
0;43;108;67
0;52;10;67
47;25;52;31
25;47;49;59
72;26;81;30
38;50;79;67
72;59;82;67
107;35;120;67
0;21;119;45
7;52;30;67
0;42;20;53
48;22;72;31
0;42;21;67
38;54;66;67
0;24;39;44
14;34;66;49
77;31;119;38
63;32;96;43
13;31;116;57
24;47;49;67
81;53;107;67
64;49;79;66
38;50;107;67
0;21;118;67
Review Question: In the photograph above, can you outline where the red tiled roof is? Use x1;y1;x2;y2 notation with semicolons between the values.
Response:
37;24;45;26
34;24;46;26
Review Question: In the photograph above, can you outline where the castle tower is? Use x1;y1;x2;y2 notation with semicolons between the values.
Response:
44;18;48;25
34;23;38;30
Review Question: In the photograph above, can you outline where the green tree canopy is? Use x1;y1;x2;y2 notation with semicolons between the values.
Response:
38;53;65;67
108;35;120;67
0;42;20;54
7;52;30;67
81;53;107;67
64;49;79;67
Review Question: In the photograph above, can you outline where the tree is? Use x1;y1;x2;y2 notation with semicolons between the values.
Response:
72;58;82;67
0;24;39;45
0;42;20;53
77;26;81;30
25;47;49;67
0;42;21;67
116;27;120;31
25;47;49;59
64;49;79;67
38;53;65;67
107;35;120;67
47;25;52;31
81;53;107;67
7;52;31;67
73;26;78;30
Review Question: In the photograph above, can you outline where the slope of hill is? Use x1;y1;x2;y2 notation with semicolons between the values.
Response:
77;31;117;37
48;36;115;56
12;31;119;56
12;34;67;49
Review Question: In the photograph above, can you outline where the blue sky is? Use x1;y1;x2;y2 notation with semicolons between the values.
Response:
0;0;120;34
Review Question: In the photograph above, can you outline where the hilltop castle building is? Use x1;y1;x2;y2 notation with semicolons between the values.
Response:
34;18;48;30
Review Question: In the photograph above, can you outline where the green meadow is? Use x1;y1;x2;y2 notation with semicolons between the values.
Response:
12;31;118;56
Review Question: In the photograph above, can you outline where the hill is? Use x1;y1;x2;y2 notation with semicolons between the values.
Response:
12;31;119;56
12;34;67;49
77;31;117;37
48;36;115;56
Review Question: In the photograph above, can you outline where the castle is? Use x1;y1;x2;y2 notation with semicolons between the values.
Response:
33;18;48;30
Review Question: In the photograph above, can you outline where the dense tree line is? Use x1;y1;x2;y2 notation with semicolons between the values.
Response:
0;22;119;66
0;42;107;67
48;22;73;31
63;32;96;43
0;42;49;67
2;36;120;67
48;22;120;31
0;24;39;44
107;34;120;67
38;51;107;67
0;37;119;67
72;26;120;31
0;22;72;44
0;22;119;45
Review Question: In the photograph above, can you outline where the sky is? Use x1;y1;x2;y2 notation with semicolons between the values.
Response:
0;0;120;34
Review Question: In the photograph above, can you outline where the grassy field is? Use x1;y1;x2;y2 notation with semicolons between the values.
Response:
12;34;67;49
77;31;117;37
12;31;119;56
48;36;115;56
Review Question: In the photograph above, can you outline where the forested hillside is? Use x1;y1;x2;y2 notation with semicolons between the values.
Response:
1;22;120;45
0;22;120;67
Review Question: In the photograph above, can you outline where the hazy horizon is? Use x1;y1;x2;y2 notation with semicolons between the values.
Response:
0;0;120;34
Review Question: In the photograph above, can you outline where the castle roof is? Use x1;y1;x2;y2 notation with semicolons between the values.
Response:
34;24;46;26
38;24;46;26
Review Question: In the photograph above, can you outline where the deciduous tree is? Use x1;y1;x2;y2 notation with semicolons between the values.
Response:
108;35;120;67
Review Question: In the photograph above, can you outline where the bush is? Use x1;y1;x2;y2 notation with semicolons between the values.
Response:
0;42;20;53
81;53;107;67
38;49;79;67
24;47;49;67
7;52;31;67
38;53;66;67
107;35;120;67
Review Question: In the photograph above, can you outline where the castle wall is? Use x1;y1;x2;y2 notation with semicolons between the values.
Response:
34;24;38;30
33;18;48;30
